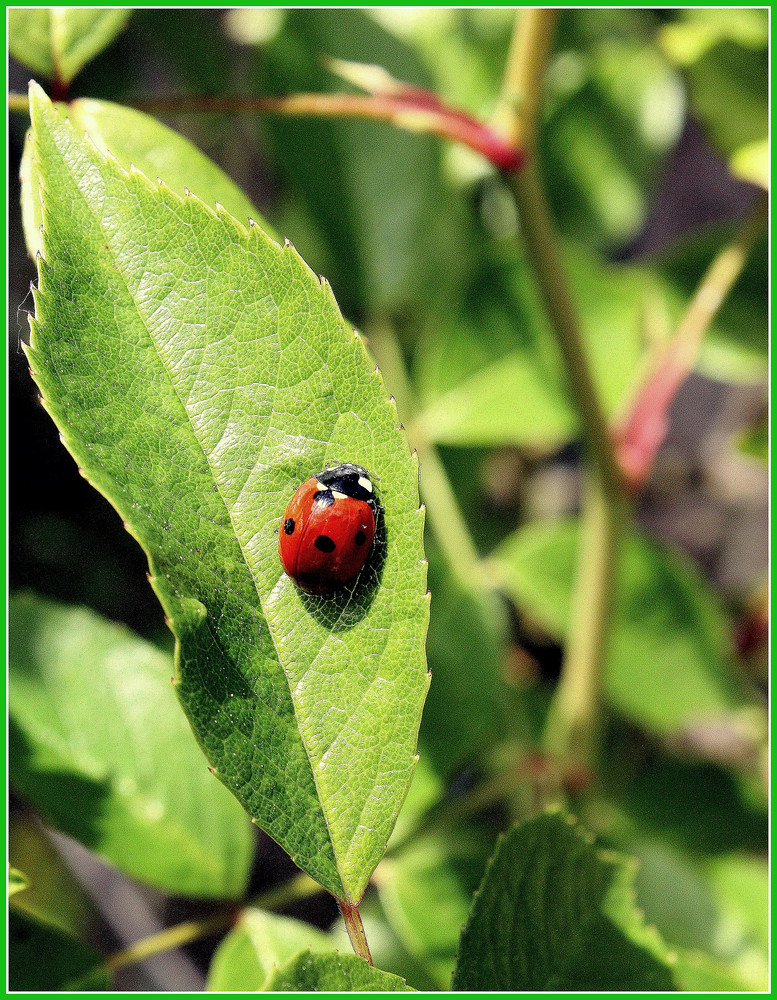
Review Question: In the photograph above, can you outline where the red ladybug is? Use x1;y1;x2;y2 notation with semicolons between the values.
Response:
279;464;379;595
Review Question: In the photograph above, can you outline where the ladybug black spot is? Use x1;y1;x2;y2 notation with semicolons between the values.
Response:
354;530;367;545
283;518;295;535
314;535;336;553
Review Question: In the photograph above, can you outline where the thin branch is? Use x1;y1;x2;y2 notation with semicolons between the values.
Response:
100;871;322;976
132;90;523;172
615;195;768;490
494;7;558;155
105;909;237;974
8;91;30;112
497;9;626;771
541;476;626;765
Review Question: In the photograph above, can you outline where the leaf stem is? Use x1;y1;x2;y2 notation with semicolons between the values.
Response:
497;9;625;770
338;900;373;965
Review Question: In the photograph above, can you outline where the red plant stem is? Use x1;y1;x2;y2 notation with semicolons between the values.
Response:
338;900;373;965
615;195;767;491
133;92;524;172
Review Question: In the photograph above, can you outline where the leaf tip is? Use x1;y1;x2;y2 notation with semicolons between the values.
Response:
27;79;48;114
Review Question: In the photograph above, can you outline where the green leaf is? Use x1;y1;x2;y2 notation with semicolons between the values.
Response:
706;852;769;955
544;14;683;251
604;751;767;857
264;950;415;992
377;828;493;989
672;947;765;992
490;520;753;735
415;244;648;448
21;97;273;260
9;8;131;83
631;842;767;992
421;547;509;776
207;910;333;992
26;84;429;904
417;351;576;449
730;138;769;190
8;865;29;898
258;9;453;317
660;10;767;161
10;592;254;898
451;811;676;991
9;910;108;992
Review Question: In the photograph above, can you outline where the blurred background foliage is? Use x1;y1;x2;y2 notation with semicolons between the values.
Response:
9;7;767;992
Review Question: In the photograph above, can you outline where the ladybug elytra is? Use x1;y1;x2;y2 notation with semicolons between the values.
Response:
278;463;379;595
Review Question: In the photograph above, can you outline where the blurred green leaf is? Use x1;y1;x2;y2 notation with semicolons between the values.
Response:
602;749;767;858
543;11;683;251
452;811;676;991
10;910;108;991
21;98;273;260
257;8;459;318
672;947;764;992
660;10;767;162
735;417;768;464
207;910;332;992
378;828;493;989
706;852;768;954
490;520;755;736
387;753;445;849
264;949;415;991
631;841;767;991
415;243;649;448
659;8;768;66
10;592;254;898
9;8;131;83
420;547;510;776
27;85;429;903
8;866;29;898
730;139;769;191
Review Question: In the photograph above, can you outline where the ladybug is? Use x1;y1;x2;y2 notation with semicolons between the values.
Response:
278;464;380;595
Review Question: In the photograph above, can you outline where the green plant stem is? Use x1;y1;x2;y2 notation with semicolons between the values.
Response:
100;871;322;976
250;870;324;911
367;321;482;587
498;10;625;771
510;164;622;498
105;910;237;974
8;92;29;112
494;8;558;155
338;901;373;965
542;476;626;765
